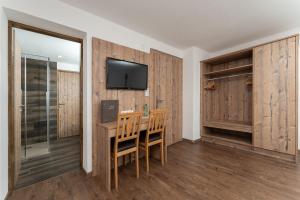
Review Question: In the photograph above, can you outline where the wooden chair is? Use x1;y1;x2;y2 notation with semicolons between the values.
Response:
111;112;142;190
139;109;167;172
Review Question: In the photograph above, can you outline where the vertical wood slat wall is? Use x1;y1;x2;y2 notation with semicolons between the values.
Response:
92;38;183;175
200;35;298;160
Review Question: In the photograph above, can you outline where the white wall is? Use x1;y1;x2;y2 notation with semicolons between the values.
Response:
208;28;300;58
0;7;8;200
0;1;184;195
182;48;194;140
182;47;208;141
57;62;80;72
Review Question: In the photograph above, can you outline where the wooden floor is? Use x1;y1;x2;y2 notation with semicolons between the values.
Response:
16;136;80;188
9;141;300;200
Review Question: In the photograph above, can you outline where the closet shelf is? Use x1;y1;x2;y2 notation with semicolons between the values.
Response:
202;132;252;146
203;121;252;133
204;64;252;77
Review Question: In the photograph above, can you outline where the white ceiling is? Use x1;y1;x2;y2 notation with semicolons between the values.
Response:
60;0;300;52
14;28;81;65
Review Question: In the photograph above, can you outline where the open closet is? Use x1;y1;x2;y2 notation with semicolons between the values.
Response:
201;35;298;161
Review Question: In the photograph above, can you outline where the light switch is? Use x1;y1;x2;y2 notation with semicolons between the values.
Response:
144;88;149;97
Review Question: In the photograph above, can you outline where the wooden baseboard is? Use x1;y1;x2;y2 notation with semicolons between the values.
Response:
200;136;251;151
85;171;92;178
182;138;201;144
253;147;297;163
82;168;92;177
200;136;297;163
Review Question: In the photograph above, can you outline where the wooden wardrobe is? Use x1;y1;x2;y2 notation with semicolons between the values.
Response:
200;35;298;161
150;49;183;146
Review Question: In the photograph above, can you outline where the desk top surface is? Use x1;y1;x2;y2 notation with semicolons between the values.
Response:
97;117;149;130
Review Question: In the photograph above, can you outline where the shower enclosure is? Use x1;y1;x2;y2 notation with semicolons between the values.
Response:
21;54;57;159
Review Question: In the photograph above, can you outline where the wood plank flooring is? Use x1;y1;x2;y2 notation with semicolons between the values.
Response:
16;136;80;188
9;141;300;200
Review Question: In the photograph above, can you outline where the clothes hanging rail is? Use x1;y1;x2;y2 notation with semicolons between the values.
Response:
207;72;252;81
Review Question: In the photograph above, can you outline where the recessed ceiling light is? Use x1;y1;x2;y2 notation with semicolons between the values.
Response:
58;55;63;59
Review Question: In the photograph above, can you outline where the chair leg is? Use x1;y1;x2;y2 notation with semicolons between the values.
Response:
160;142;164;166
146;146;149;173
136;150;139;178
129;153;133;163
123;155;126;166
114;156;118;190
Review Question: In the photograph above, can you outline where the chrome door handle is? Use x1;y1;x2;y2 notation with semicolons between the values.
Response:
19;105;25;111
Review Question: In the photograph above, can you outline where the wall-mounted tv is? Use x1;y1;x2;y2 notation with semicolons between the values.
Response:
106;58;148;90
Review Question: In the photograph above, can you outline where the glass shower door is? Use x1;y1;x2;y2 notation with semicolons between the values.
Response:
21;56;51;159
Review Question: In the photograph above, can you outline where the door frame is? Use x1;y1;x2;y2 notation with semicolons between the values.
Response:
8;21;84;192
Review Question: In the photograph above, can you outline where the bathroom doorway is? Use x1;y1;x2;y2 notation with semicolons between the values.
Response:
8;22;83;189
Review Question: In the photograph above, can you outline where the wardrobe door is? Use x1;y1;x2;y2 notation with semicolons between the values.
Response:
253;37;297;155
151;49;183;145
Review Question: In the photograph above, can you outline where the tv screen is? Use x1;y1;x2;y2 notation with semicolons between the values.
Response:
106;58;148;90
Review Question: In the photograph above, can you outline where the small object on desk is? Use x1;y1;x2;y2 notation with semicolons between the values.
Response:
121;109;134;113
101;100;119;123
143;104;149;116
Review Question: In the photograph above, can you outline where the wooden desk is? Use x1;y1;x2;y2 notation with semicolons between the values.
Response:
94;117;166;191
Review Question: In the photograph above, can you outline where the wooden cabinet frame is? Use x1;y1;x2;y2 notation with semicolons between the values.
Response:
200;35;299;162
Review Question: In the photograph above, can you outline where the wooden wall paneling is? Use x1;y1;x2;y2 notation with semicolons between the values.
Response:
120;47;136;111
253;37;297;155
166;54;173;146
149;51;155;109
228;76;239;121
92;39;182;175
202;63;210;123
92;38;103;176
134;51;143;111
92;38;151;175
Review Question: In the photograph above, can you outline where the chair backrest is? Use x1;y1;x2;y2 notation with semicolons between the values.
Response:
115;111;142;143
147;109;167;135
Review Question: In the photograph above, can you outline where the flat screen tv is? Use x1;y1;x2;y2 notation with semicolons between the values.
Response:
106;58;148;90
